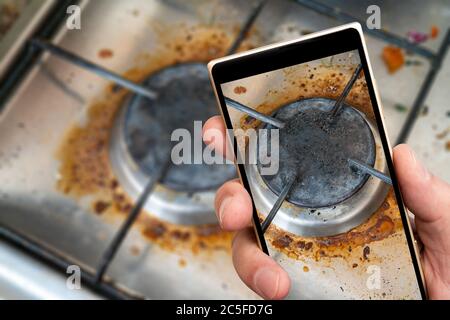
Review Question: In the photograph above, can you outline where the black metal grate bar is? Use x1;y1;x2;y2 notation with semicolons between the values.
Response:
225;97;285;128
0;0;79;110
348;158;393;185
331;63;362;117
261;175;296;233
227;0;269;55
292;0;436;60
29;38;158;99
94;158;171;284
0;224;143;300
396;29;450;143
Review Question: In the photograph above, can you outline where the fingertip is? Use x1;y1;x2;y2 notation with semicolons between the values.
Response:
215;180;253;230
273;268;291;299
393;144;450;223
232;229;291;300
221;191;253;230
393;144;429;191
255;266;290;300
202;116;225;145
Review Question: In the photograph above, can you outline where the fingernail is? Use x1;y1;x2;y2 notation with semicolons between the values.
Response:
218;197;232;227
407;146;430;180
253;267;280;300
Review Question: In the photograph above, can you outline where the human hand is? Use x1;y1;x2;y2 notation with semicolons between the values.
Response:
203;115;450;300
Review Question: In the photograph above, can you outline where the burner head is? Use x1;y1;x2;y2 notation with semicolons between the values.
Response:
109;63;235;225
258;98;376;208
123;63;236;192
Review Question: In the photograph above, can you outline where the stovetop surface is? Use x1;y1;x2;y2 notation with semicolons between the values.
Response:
0;0;449;299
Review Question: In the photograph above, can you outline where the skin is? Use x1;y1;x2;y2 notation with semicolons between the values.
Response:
203;115;450;300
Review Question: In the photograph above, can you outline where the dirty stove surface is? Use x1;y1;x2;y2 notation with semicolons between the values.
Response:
0;0;263;299
1;0;448;299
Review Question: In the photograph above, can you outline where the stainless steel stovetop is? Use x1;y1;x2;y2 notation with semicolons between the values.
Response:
0;0;449;299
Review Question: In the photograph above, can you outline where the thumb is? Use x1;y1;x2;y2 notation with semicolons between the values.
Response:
393;144;450;224
394;145;450;300
394;144;450;222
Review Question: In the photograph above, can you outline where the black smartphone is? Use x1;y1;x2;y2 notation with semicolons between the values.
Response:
208;23;426;299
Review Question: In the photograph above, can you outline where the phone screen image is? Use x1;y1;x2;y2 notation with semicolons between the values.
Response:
218;47;424;299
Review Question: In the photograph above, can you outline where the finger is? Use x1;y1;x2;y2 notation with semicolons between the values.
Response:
393;144;450;224
232;228;291;300
202;116;234;160
215;179;253;230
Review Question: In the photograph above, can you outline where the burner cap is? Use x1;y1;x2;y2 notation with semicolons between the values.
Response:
258;98;376;208
123;63;235;192
109;63;236;225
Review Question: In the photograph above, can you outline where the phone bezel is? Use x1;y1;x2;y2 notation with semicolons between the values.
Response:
208;23;426;299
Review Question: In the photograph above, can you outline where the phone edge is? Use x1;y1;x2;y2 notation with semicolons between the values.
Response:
207;22;427;299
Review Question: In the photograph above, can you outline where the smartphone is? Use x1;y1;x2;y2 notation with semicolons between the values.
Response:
208;23;426;299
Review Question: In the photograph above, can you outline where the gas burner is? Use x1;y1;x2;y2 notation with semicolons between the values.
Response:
248;98;390;237
259;98;375;208
110;63;236;225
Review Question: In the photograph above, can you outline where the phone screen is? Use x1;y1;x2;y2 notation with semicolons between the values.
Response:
217;44;425;299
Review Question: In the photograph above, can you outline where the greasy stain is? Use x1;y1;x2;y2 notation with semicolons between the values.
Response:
98;48;114;59
234;86;247;94
178;258;187;268
56;23;259;257
264;188;400;264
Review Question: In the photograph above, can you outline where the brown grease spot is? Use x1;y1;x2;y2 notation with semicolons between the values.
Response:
315;214;395;247
272;234;292;249
179;258;187;268
234;86;247;94
94;201;109;215
98;49;113;59
363;246;371;260
260;190;399;262
171;230;191;241
130;245;141;256
143;221;167;240
110;179;119;189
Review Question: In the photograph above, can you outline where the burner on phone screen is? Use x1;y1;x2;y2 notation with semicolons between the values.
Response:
247;97;389;237
258;98;376;208
246;98;389;237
